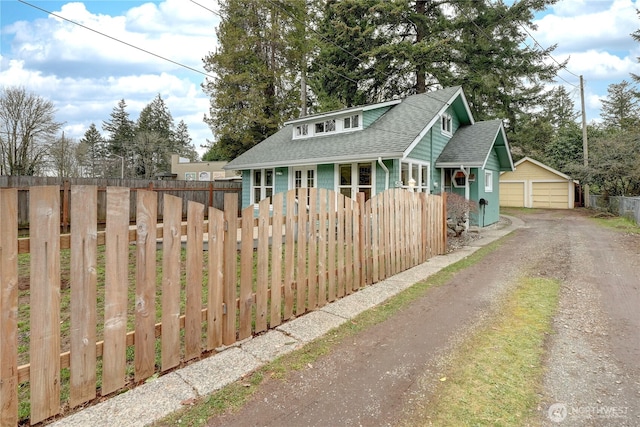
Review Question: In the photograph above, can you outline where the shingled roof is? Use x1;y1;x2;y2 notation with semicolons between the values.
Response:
224;86;469;170
435;119;513;171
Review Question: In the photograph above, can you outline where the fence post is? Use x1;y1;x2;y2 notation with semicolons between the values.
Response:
0;188;18;426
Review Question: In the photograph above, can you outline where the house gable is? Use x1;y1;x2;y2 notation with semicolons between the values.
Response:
502;157;574;182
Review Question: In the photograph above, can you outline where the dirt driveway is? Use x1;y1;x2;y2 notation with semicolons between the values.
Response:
206;209;640;427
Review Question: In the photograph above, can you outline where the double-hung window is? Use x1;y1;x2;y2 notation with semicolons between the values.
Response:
441;113;452;136
343;114;360;130
252;169;274;204
484;170;494;192
399;160;430;192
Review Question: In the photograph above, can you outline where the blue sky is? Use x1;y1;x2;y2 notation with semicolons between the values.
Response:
2;0;640;157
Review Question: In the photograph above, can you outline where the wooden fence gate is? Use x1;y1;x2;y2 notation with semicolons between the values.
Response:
0;186;446;425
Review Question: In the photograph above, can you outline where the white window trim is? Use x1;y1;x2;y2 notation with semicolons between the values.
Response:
398;160;431;193
251;168;274;205
485;170;494;192
335;161;376;199
441;113;452;137
292;112;363;139
289;166;317;190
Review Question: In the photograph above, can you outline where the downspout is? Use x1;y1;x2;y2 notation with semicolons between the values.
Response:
461;165;470;231
378;157;389;190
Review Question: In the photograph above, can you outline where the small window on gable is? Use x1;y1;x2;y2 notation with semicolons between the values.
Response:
441;113;452;135
344;114;360;129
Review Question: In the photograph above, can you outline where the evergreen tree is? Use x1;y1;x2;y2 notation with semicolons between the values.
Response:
103;99;135;176
174;120;198;161
600;80;640;131
309;0;391;110
308;0;559;129
202;0;304;160
447;0;560;127
136;94;175;173
79;123;107;177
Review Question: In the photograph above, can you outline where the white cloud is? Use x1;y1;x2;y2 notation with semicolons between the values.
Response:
2;1;217;156
534;0;640;54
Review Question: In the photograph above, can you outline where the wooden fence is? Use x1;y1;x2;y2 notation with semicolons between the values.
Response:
0;186;446;425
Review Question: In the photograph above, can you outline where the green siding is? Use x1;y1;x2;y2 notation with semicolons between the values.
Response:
363;106;392;128
275;167;288;193
317;164;334;190
241;170;251;209
476;149;501;226
375;160;393;193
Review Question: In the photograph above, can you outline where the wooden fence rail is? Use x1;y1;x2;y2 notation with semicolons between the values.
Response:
0;185;446;425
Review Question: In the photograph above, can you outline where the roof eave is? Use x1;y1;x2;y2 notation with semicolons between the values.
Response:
224;152;404;171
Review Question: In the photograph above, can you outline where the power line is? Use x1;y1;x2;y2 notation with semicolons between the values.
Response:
18;0;215;79
189;0;222;18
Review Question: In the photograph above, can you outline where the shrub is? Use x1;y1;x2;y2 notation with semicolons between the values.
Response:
446;193;478;237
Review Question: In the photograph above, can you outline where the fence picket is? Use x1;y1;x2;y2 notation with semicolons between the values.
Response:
317;189;327;307
296;188;308;316
256;198;270;332
29;186;61;424
206;207;224;350
336;195;345;298
185;200;204;361
134;190;158;382
222;194;238;346
327;194;336;302
307;188;318;309
0;189;18;427
70;186;98;407
102;187;129;395
239;205;254;340
345;198;353;295
284;191;296;320
161;195;182;371
270;193;284;327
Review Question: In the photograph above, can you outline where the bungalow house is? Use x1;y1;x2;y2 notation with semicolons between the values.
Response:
223;86;514;226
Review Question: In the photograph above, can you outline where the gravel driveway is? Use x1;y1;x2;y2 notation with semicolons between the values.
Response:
205;209;640;427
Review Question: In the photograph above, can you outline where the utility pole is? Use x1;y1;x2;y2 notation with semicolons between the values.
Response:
580;75;589;207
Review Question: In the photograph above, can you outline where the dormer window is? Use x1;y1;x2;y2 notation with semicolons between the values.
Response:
315;119;336;134
295;124;308;137
441;113;452;136
343;114;360;129
291;110;365;139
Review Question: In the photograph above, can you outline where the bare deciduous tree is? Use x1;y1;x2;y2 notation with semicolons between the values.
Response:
0;86;62;175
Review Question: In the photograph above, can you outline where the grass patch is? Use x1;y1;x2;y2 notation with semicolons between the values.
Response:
152;238;509;427
590;214;640;234
401;276;560;427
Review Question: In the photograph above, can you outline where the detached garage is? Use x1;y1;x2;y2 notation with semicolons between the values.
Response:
500;157;578;209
